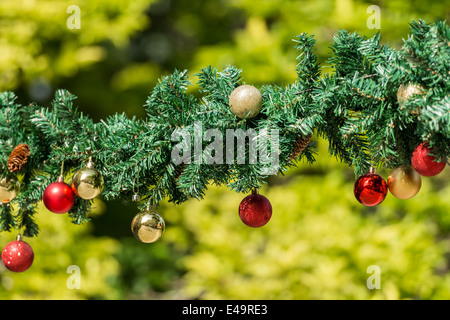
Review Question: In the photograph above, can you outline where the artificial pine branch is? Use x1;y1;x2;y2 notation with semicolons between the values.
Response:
0;19;448;237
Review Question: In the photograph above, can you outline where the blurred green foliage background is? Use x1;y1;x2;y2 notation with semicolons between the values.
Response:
0;0;449;299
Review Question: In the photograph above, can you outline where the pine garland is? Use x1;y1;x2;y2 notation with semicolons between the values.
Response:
0;19;448;237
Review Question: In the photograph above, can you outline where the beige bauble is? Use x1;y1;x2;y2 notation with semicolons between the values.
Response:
229;85;263;119
387;165;421;200
0;176;20;204
397;83;426;112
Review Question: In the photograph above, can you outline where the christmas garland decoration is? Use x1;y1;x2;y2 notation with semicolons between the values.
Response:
0;19;448;272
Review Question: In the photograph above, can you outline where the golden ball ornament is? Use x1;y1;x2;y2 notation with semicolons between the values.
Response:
0;176;20;204
131;209;165;243
396;83;426;112
71;158;104;200
387;165;421;200
229;85;263;119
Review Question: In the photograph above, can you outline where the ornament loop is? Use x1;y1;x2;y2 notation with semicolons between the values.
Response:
60;160;65;176
57;160;65;182
132;163;140;201
86;157;94;169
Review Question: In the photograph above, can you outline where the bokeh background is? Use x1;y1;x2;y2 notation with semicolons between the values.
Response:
0;0;450;299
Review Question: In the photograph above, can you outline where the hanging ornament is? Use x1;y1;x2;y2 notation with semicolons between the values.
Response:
411;142;446;177
43;175;75;214
354;167;388;206
387;165;421;199
238;189;272;228
71;157;104;200
131;206;165;243
0;176;20;204
396;83;426;113
1;235;34;272
229;85;263;119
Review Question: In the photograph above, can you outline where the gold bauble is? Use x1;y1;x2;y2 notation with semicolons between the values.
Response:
229;85;263;119
396;83;426;112
387;165;421;199
131;210;165;243
71;159;104;200
0;176;20;203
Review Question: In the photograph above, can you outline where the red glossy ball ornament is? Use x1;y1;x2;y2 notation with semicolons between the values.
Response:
411;142;446;177
354;168;388;206
43;176;75;214
1;235;34;272
238;190;272;228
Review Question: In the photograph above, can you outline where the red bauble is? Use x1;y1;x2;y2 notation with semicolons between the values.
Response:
411;142;446;177
43;180;75;214
1;236;34;272
354;170;388;206
239;192;272;228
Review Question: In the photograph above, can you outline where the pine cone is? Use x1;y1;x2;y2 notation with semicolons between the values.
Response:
289;134;311;160
7;144;31;173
